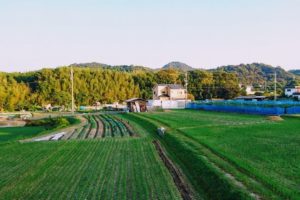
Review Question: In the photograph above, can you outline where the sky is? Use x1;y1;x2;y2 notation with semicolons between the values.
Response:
0;0;300;72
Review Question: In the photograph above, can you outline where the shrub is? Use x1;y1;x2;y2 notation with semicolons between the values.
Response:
26;117;70;130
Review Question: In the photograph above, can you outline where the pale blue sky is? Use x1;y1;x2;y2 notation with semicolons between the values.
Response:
0;0;299;72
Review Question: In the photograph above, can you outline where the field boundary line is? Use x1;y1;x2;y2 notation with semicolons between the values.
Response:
153;140;193;200
138;114;267;199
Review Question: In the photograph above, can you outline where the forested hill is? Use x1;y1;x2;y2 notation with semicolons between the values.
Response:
210;63;298;87
69;61;195;72
1;62;299;111
69;62;151;72
161;62;195;71
289;69;300;76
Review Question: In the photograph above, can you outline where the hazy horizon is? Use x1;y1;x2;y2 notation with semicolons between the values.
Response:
1;0;300;72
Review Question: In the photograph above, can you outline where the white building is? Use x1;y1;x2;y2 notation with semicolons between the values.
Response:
153;84;186;100
245;85;255;95
285;86;300;97
239;84;255;95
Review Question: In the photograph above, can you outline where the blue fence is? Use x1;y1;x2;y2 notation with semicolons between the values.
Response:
187;100;300;115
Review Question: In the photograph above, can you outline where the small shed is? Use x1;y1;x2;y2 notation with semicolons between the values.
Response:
125;98;148;112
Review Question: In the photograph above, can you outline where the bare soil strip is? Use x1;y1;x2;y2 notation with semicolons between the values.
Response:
70;127;82;140
94;116;104;138
66;129;77;140
88;128;97;139
84;123;92;139
153;140;193;200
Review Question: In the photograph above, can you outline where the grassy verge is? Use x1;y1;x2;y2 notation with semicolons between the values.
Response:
124;113;253;200
139;110;300;200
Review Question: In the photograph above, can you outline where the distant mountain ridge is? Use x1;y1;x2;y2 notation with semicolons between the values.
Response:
289;69;300;76
69;62;151;72
210;63;298;86
162;61;195;71
68;62;299;86
69;61;195;72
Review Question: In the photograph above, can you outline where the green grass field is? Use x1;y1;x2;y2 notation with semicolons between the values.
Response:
139;110;300;200
0;126;46;143
1;110;298;200
0;115;181;199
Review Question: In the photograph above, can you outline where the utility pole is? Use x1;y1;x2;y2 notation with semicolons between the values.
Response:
185;72;188;108
274;71;277;101
71;66;74;115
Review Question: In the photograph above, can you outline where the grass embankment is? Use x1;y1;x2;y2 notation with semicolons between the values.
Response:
125;113;251;200
138;110;300;200
0;114;181;199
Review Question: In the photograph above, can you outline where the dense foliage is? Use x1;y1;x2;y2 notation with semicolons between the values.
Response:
4;62;296;111
26;117;71;129
212;63;300;89
0;66;242;111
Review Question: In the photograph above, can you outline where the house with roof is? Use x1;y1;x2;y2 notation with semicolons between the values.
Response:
285;86;300;100
285;86;300;97
153;84;186;100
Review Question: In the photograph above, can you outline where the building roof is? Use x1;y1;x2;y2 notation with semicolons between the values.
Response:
125;98;147;103
285;86;300;89
158;94;170;98
156;84;184;89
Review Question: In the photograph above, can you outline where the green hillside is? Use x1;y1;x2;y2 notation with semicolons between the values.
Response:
211;63;297;86
162;61;195;71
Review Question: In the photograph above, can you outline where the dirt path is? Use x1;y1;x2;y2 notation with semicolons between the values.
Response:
21;116;87;142
94;115;104;138
153;140;193;200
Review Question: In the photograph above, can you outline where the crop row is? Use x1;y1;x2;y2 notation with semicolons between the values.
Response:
61;115;133;140
0;139;181;199
32;114;134;142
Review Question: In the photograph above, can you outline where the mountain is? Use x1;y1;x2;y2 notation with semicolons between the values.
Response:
69;62;299;87
70;62;109;68
162;61;194;71
210;63;297;87
289;69;300;76
69;62;151;72
69;61;196;72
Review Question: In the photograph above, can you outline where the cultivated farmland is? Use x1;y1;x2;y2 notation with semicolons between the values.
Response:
31;114;133;142
2;110;298;199
0;114;182;200
137;110;300;200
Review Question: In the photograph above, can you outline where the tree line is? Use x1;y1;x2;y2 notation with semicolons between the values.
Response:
0;67;241;111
